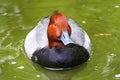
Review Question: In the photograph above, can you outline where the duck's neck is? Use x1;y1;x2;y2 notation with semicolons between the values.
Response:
48;41;66;49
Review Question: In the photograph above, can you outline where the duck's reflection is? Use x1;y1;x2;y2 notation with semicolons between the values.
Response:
34;63;88;80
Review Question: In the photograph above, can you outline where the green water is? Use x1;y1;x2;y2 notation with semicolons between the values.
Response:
0;0;120;80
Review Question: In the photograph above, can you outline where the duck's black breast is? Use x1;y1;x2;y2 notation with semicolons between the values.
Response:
31;43;89;69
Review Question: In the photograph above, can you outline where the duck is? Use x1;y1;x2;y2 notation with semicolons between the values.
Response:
24;12;92;70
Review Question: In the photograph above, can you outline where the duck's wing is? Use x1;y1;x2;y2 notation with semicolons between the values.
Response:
24;17;50;59
68;19;91;53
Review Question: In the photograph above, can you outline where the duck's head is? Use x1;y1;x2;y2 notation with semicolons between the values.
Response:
47;13;73;49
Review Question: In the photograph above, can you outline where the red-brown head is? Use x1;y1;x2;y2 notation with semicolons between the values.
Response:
47;13;73;49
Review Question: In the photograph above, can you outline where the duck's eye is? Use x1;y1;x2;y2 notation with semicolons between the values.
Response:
54;23;57;26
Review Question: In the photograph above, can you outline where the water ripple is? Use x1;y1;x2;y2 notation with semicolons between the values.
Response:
0;55;14;63
0;30;11;47
0;3;21;16
115;74;120;79
102;53;116;78
0;28;24;64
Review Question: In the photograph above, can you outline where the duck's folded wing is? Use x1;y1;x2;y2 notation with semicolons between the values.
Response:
24;17;49;59
68;19;91;54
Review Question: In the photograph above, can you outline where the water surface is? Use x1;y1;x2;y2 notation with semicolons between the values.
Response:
0;0;120;80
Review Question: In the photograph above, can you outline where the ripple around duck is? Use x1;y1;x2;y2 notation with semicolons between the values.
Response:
102;53;116;77
0;28;24;64
0;2;21;16
0;29;10;46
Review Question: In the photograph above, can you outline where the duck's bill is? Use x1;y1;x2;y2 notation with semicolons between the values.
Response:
60;30;74;45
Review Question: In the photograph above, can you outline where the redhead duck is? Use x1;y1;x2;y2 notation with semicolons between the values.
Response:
24;12;91;70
